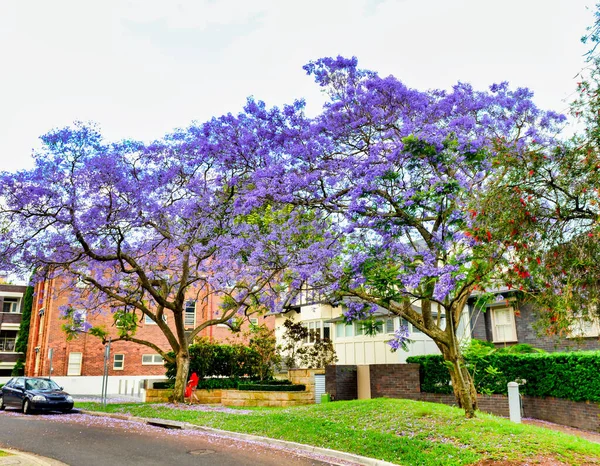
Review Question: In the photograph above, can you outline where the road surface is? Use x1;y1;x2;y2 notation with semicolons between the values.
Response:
0;409;342;466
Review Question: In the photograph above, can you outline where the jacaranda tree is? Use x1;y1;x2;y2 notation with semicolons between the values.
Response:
0;120;334;401
244;57;564;417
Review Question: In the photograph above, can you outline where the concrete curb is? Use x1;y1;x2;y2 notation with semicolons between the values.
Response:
80;410;399;466
0;448;67;466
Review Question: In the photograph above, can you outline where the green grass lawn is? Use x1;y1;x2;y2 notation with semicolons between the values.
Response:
77;398;600;465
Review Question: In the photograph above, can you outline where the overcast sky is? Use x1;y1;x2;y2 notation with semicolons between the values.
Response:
0;0;595;173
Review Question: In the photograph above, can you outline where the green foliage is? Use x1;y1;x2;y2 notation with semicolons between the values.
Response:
278;318;337;369
113;311;138;338
155;378;242;390
408;350;600;402
237;383;306;391
248;324;281;381
164;338;262;381
12;285;33;376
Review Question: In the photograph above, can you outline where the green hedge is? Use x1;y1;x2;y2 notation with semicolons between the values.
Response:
407;351;600;402
164;339;263;381
237;383;306;392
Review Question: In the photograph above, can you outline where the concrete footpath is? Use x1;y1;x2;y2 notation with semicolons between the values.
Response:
0;449;67;466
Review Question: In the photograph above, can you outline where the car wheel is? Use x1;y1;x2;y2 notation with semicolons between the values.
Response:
23;399;33;415
0;394;5;410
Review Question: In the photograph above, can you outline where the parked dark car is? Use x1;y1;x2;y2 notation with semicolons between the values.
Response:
0;377;74;414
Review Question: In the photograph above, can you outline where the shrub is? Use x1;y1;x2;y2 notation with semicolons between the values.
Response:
164;338;262;381
237;383;306;391
407;351;600;402
278;318;338;369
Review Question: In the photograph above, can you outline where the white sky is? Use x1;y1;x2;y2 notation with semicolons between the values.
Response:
0;0;595;173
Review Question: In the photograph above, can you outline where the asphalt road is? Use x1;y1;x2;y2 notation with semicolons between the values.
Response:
0;409;339;466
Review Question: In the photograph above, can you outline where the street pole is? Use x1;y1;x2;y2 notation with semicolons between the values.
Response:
48;348;53;379
101;338;111;408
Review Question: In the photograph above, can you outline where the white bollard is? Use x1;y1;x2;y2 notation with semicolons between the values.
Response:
507;381;521;423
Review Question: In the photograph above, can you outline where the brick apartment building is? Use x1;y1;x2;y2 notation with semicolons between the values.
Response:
0;284;28;377
469;292;600;352
25;276;273;381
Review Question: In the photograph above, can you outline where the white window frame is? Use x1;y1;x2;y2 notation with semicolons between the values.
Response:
490;306;518;343
249;317;259;327
2;297;20;313
569;313;600;338
113;353;125;370
67;352;83;376
144;314;167;325
184;301;196;328
142;354;164;365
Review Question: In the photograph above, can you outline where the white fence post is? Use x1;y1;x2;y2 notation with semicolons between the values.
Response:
507;381;521;423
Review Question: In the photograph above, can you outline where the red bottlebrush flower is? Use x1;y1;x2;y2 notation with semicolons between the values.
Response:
486;230;492;242
519;198;526;206
536;257;541;265
514;310;521;317
589;233;594;237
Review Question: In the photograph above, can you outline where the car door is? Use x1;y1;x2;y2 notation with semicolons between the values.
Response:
2;378;15;406
7;378;26;408
2;378;22;407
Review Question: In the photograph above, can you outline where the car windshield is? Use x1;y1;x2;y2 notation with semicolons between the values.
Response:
25;379;61;391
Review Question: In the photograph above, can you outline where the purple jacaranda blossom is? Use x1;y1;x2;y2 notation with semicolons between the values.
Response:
388;325;411;352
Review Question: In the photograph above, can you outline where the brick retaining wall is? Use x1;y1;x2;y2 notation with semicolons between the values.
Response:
325;365;357;401
325;363;600;431
221;389;313;407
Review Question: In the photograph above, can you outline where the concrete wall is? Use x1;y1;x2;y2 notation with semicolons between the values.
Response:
222;389;313;407
48;375;168;398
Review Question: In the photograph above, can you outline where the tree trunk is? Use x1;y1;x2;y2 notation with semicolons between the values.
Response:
171;350;190;403
439;341;478;418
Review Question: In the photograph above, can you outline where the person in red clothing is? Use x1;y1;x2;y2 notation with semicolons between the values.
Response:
184;372;199;404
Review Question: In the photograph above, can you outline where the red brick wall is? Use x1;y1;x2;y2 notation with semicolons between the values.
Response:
25;277;275;378
369;364;421;398
325;365;357;401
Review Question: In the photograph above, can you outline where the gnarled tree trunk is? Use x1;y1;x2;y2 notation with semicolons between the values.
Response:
171;350;190;403
439;339;477;418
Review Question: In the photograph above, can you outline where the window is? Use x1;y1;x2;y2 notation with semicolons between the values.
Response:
113;354;124;370
491;307;518;342
142;354;164;365
2;297;19;313
385;318;395;334
249;317;259;327
72;309;87;331
67;352;83;376
323;323;331;340
184;301;196;327
334;322;354;338
144;314;167;325
0;330;17;352
307;321;321;343
569;314;600;338
351;322;361;336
